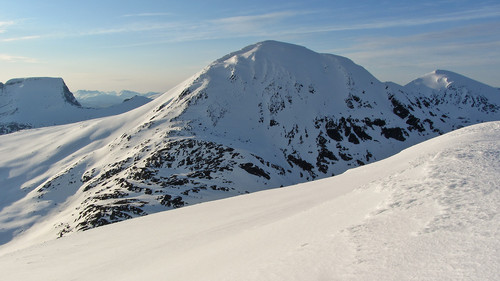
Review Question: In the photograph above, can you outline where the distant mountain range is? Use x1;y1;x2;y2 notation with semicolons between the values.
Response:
74;89;159;108
0;40;498;247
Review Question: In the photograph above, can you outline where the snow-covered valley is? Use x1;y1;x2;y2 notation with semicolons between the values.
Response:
0;121;498;280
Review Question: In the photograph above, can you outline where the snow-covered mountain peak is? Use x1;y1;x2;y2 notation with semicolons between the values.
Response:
143;41;395;174
0;77;77;133
405;69;500;109
3;77;81;106
215;40;378;84
216;40;311;62
407;69;498;94
171;41;385;134
0;77;83;130
406;70;453;90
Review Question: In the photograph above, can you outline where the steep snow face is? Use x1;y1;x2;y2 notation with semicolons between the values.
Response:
0;77;154;134
1;122;498;280
0;41;499;246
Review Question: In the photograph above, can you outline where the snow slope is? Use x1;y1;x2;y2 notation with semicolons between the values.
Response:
0;77;153;134
0;41;499;247
0;121;498;280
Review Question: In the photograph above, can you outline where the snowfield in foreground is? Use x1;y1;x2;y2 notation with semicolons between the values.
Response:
0;121;498;280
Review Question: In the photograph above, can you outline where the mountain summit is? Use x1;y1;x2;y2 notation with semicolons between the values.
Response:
1;41;499;247
0;77;81;133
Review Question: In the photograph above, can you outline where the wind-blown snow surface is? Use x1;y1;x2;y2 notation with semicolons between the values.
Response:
0;122;498;280
0;40;499;247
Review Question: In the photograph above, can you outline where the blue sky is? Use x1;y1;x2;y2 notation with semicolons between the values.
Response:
1;0;499;92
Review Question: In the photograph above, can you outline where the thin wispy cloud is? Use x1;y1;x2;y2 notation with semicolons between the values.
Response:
210;11;305;25
79;22;180;36
0;20;15;33
109;10;311;43
66;10;304;44
121;12;171;18
330;22;500;52
288;5;500;35
209;10;312;34
10;4;498;49
2;35;41;42
104;6;500;44
344;41;500;63
0;54;38;63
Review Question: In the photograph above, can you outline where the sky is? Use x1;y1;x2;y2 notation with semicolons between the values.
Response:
0;0;499;92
